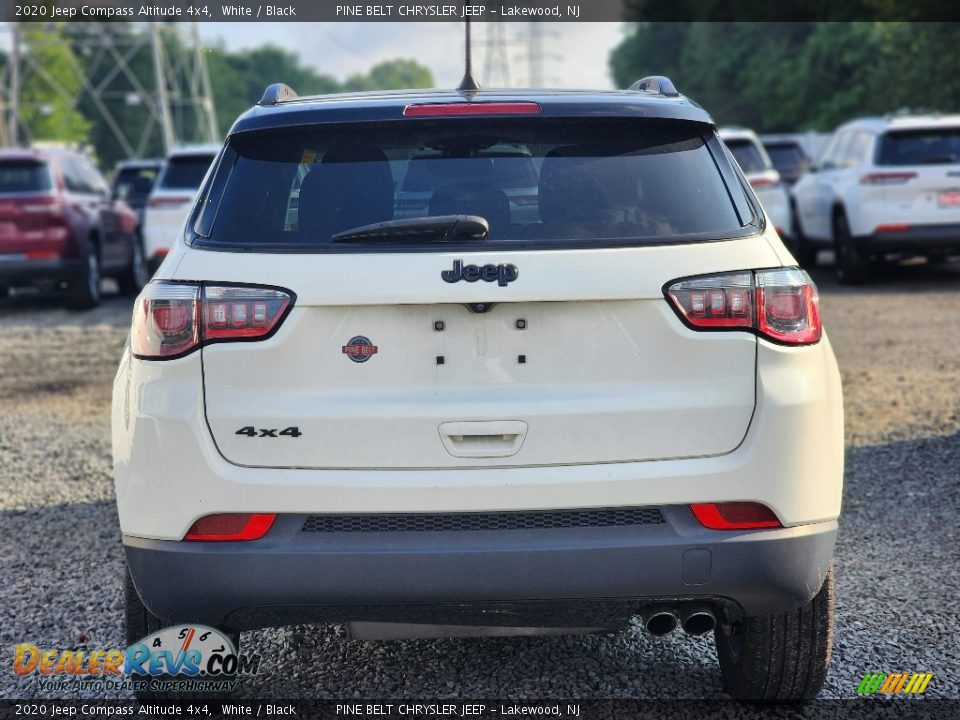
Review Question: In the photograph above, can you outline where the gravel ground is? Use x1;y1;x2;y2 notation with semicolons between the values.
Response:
1;261;959;701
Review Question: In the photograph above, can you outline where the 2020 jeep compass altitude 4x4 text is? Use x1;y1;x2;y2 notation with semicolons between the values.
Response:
113;76;843;699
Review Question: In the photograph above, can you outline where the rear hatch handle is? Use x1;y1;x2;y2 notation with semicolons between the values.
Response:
439;421;528;458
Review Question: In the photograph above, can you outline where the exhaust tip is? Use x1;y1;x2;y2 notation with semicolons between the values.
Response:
645;612;678;637
682;611;716;636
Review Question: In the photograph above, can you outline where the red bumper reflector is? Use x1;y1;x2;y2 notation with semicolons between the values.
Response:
403;102;542;117
690;502;782;530
25;251;59;261
875;224;910;233
184;513;276;541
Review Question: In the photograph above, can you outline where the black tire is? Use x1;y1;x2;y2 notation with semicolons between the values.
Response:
715;566;834;700
787;205;817;267
116;233;149;296
833;210;869;284
67;239;102;309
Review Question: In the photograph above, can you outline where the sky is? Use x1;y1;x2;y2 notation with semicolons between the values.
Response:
199;22;626;90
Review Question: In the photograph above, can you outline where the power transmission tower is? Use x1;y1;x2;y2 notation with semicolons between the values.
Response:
518;22;563;87
0;21;218;156
482;21;512;88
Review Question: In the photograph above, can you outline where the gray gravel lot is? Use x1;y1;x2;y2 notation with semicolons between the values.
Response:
1;262;959;701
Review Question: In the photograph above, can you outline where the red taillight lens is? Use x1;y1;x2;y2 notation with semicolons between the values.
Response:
148;195;192;208
203;286;292;340
131;282;294;360
403;102;542;117
184;513;276;541
860;172;917;185
131;283;201;359
666;269;821;345
690;502;782;530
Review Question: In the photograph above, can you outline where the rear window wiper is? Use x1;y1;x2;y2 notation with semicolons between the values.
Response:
331;215;489;243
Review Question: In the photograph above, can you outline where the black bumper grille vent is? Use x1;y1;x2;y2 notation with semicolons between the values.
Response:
301;507;664;533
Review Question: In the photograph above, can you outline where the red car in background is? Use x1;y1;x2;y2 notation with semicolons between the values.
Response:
0;147;145;309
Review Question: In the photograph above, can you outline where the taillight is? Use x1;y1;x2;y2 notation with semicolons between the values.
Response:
665;268;822;345
860;172;917;185
184;513;276;541
403;102;542;117
690;502;782;530
131;282;294;360
147;195;192;208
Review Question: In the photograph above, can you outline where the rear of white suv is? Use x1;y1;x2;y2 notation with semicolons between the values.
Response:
113;82;843;699
142;145;219;273
791;114;960;281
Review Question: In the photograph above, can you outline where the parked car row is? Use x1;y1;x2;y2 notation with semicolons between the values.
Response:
0;144;218;308
721;114;960;283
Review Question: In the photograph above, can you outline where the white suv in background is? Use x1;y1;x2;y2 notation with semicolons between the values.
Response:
791;114;960;282
114;79;843;699
719;127;792;241
143;144;219;273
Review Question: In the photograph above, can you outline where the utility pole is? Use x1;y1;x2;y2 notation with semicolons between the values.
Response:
9;22;20;146
191;22;218;142
150;24;176;154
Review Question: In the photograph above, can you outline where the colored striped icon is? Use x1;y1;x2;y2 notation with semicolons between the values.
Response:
857;672;933;695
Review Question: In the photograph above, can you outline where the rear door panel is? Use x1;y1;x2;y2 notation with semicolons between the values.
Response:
178;235;779;469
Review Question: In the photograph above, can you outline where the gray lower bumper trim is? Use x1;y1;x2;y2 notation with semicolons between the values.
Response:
124;509;837;631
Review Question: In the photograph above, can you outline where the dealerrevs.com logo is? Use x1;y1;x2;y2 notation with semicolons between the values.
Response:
13;625;261;694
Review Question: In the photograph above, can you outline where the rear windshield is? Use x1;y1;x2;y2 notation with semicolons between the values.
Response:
113;165;159;200
877;128;960;166
159;155;215;190
0;160;52;194
194;118;755;252
724;139;768;174
764;143;807;173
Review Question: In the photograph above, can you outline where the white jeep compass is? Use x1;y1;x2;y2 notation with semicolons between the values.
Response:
113;76;844;700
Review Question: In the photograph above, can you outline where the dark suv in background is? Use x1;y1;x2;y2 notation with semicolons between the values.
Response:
0;147;145;308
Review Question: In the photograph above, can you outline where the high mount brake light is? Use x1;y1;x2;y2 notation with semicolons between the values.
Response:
131;282;293;360
184;513;276;541
403;102;542;117
665;268;822;345
690;502;782;530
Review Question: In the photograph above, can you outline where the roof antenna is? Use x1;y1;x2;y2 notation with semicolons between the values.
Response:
457;10;480;92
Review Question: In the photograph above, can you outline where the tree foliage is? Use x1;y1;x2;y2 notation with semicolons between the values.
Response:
11;25;433;169
20;27;92;143
610;22;960;131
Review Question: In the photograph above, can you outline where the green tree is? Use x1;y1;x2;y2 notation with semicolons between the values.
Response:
342;59;434;92
20;27;91;144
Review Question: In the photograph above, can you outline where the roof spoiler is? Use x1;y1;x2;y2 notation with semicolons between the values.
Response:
259;83;298;106
628;76;680;98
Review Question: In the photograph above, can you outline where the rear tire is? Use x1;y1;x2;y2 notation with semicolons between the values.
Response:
715;566;834;700
116;233;149;296
833;211;869;284
67;240;101;310
787;205;817;267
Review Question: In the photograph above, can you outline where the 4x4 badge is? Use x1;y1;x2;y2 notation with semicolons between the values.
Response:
442;259;518;287
342;336;378;363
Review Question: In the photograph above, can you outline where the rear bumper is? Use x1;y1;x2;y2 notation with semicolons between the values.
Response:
124;509;837;631
858;223;960;254
0;257;81;285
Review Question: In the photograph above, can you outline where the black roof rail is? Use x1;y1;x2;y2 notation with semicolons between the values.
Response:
629;76;680;98
259;83;298;106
